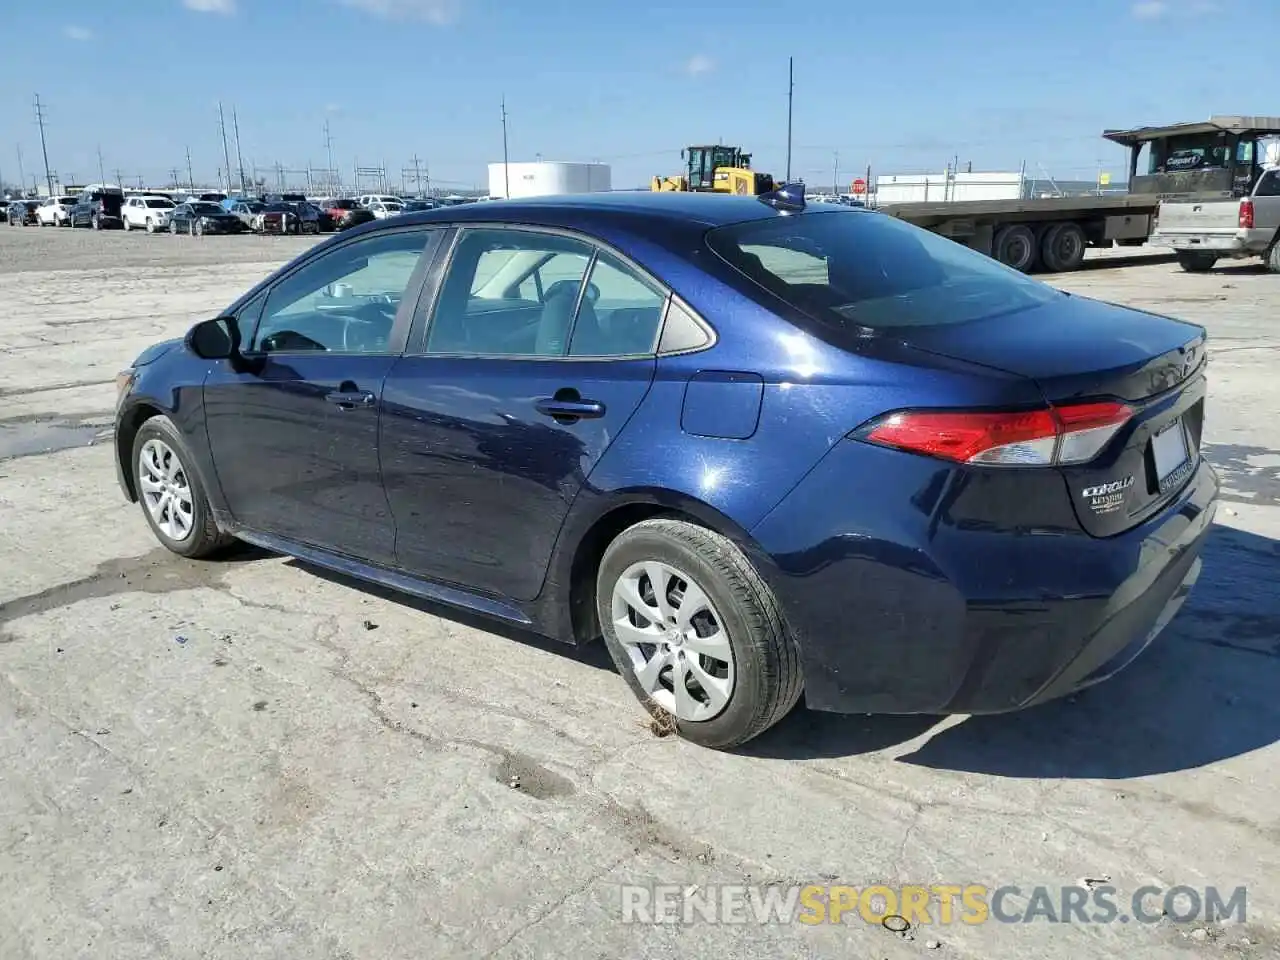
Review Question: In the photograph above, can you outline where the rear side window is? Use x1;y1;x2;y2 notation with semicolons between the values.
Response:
706;210;1061;329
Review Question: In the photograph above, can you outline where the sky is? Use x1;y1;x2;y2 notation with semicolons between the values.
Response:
0;0;1274;194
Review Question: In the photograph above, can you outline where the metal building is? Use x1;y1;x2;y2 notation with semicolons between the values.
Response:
488;161;612;199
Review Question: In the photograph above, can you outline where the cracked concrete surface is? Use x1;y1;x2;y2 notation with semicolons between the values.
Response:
1;230;1279;958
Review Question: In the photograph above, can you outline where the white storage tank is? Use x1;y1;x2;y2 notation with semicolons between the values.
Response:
488;161;612;199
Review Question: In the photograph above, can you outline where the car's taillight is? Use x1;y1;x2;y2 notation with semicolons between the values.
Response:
1239;198;1254;229
858;401;1133;466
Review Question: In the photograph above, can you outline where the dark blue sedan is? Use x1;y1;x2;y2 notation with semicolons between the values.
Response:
112;185;1218;748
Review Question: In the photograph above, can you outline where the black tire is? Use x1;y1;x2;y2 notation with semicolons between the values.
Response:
992;224;1037;272
170;220;178;235
1267;239;1280;274
1040;222;1087;273
596;518;802;749
130;415;232;559
122;216;131;232
92;214;100;230
194;219;203;237
1177;251;1218;273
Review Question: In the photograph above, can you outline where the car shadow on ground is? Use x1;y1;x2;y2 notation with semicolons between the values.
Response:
286;559;618;672
743;524;1280;776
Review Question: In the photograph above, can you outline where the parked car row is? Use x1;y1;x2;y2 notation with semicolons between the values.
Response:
5;187;486;235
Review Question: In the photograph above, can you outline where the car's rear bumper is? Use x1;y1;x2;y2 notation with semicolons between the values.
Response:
749;441;1219;715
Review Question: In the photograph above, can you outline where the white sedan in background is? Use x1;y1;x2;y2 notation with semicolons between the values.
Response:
36;196;77;226
122;195;177;233
368;200;404;219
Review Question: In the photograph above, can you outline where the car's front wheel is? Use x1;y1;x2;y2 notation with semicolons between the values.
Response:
597;518;802;749
131;416;231;559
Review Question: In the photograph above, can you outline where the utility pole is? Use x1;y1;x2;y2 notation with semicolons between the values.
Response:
500;96;510;199
832;150;839;196
185;146;195;192
410;154;426;197
785;57;794;182
217;103;234;194
16;145;27;195
232;107;247;196
97;145;106;184
33;94;53;195
323;119;335;195
169;167;180;188
114;168;123;189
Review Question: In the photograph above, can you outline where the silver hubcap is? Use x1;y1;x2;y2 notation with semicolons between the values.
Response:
611;561;735;722
138;438;195;542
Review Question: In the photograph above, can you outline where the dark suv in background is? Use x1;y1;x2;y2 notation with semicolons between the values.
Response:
69;186;125;229
6;199;39;225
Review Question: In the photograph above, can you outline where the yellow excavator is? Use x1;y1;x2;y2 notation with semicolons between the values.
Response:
651;145;779;195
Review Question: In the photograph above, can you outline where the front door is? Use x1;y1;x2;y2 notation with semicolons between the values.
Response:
202;226;441;566
381;227;668;600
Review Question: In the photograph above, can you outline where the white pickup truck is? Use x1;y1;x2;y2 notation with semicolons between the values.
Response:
1151;167;1280;272
1149;134;1280;273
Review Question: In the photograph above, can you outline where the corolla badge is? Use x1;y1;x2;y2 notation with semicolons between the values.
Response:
1081;476;1134;516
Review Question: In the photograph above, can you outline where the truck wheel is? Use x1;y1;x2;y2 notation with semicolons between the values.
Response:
1176;251;1218;273
1267;240;1280;275
992;225;1037;272
1040;222;1087;273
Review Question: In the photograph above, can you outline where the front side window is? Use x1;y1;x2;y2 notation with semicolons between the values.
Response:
250;230;432;354
707;209;1062;330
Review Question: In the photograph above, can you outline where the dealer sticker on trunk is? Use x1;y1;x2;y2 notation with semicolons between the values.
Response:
1081;476;1134;515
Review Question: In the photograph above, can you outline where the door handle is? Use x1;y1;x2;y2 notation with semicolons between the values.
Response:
535;397;606;421
325;389;376;410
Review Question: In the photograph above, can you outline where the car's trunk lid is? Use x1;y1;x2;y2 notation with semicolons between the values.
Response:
901;294;1207;537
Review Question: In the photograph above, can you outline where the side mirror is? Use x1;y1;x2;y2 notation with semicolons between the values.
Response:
187;316;239;360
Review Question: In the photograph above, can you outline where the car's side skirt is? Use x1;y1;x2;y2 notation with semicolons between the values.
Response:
232;529;534;626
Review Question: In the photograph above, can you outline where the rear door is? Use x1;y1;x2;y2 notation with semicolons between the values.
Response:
380;226;666;600
202;226;443;565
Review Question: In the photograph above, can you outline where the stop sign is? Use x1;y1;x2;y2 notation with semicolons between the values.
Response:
851;178;867;195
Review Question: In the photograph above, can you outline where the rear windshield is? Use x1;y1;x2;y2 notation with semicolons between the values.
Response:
706;209;1062;329
145;198;174;208
58;196;76;204
190;203;223;215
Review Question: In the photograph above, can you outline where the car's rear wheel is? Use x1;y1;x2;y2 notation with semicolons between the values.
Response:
122;216;131;231
193;219;204;237
131;416;231;559
597;518;802;749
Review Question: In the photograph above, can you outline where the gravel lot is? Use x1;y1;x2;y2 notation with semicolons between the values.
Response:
1;226;1278;959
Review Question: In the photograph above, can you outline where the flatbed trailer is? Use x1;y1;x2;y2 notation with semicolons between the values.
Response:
865;119;1261;274
878;193;1157;273
880;193;1162;272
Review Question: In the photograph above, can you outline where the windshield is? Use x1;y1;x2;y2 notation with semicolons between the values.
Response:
1148;133;1232;173
242;202;265;212
706;209;1062;330
264;202;292;212
145;198;175;208
190;203;223;215
58;197;76;205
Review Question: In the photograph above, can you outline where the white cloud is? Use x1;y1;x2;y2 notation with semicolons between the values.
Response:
324;103;342;114
685;54;714;76
336;0;460;24
64;25;93;40
1132;0;1219;18
183;0;237;14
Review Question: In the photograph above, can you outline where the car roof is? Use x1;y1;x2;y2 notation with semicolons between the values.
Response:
368;191;833;234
